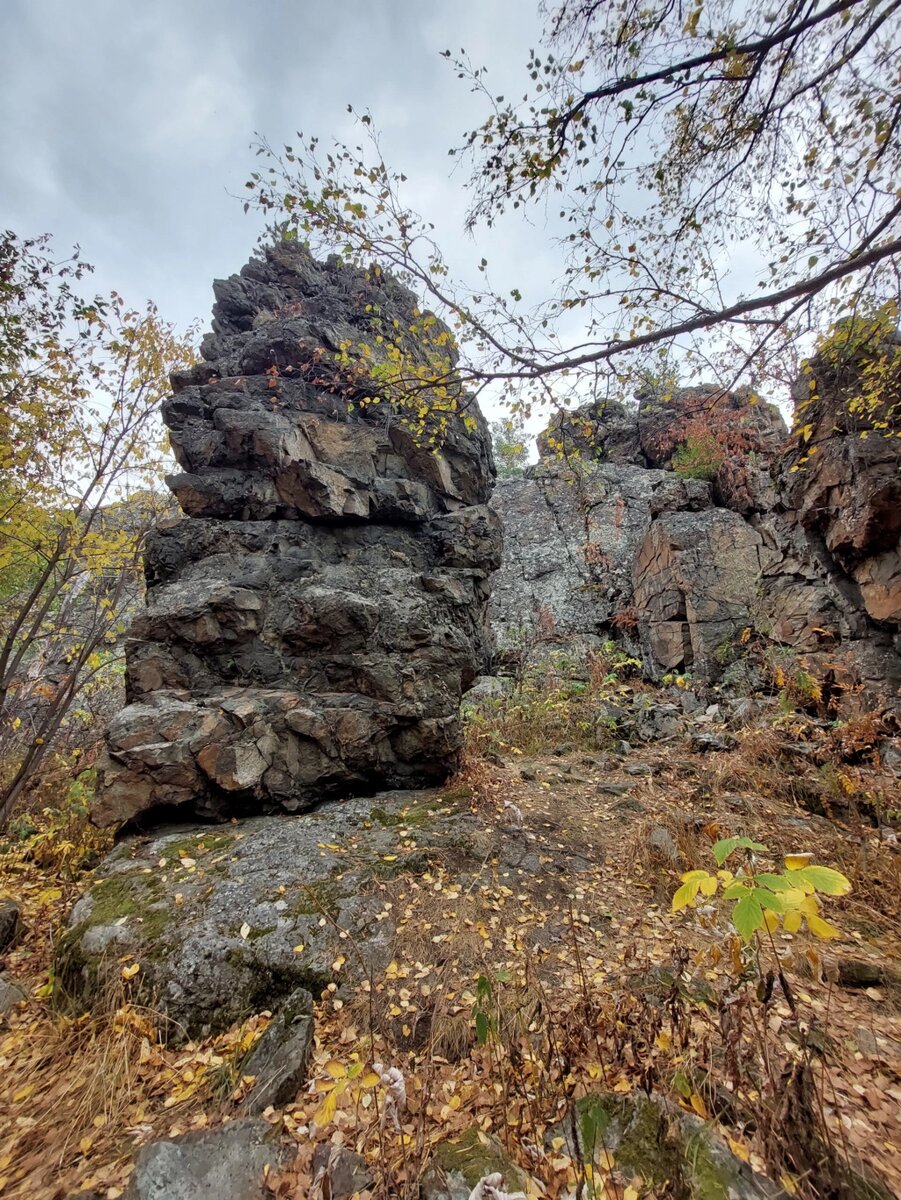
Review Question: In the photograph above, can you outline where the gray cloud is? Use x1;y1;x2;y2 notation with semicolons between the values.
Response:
1;0;549;354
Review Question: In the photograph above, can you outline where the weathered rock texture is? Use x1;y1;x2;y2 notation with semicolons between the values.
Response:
492;379;901;706
57;784;586;1039
96;243;501;827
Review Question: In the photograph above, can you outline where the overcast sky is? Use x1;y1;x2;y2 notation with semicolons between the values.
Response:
1;1;555;362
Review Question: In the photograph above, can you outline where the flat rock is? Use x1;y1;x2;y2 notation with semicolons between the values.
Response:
123;1118;287;1200
56;784;595;1040
59;789;464;1038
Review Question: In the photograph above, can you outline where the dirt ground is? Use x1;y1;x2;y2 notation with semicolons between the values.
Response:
1;728;899;1199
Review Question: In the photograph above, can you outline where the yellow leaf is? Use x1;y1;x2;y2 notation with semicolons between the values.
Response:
728;1138;750;1163
784;853;812;870
121;962;140;980
313;1086;340;1126
806;914;842;940
79;1136;93;1155
699;876;718;897
690;1093;708;1118
360;1071;381;1087
624;1189;640;1200
672;881;699;912
323;1059;347;1080
763;909;780;933
783;910;803;934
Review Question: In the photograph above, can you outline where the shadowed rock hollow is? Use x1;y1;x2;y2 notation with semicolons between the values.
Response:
94;243;502;828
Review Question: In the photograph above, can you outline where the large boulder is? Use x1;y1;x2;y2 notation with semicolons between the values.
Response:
95;244;501;827
57;783;560;1039
536;397;644;465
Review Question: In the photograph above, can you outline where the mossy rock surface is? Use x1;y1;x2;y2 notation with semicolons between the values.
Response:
551;1092;788;1200
423;1127;531;1200
55;786;557;1042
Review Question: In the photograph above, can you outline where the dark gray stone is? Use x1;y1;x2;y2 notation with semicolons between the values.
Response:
311;1145;373;1198
122;1118;287;1200
597;782;631;796
0;975;26;1016
95;242;502;828
0;899;20;952
240;988;313;1114
647;825;680;865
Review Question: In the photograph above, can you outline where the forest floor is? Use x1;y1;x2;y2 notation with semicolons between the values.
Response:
0;715;899;1200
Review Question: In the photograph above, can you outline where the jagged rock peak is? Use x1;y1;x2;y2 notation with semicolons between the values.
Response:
94;243;502;828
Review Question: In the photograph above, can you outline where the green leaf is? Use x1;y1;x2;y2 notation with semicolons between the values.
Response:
712;836;767;866
674;1070;693;1099
752;887;785;913
755;873;791;892
793;866;851;896
733;894;764;941
475;1010;490;1045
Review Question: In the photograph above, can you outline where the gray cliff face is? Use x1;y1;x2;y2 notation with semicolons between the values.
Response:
95;243;502;827
491;385;900;705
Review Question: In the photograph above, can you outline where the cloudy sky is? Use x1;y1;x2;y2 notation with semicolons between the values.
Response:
1;0;554;360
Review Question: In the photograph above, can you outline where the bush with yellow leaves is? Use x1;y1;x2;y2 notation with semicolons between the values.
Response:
672;836;851;943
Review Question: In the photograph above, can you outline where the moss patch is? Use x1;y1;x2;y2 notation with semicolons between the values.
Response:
432;1127;528;1192
286;880;345;918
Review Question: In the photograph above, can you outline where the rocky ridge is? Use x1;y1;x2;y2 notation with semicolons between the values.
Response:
95;244;502;828
492;374;901;708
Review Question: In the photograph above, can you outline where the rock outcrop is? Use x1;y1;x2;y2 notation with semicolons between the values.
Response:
784;337;901;627
57;783;584;1039
491;379;901;707
95;243;501;827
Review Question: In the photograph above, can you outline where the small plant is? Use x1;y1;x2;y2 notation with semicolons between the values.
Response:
610;606;639;634
661;670;692;689
671;433;725;480
673;836;851;942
